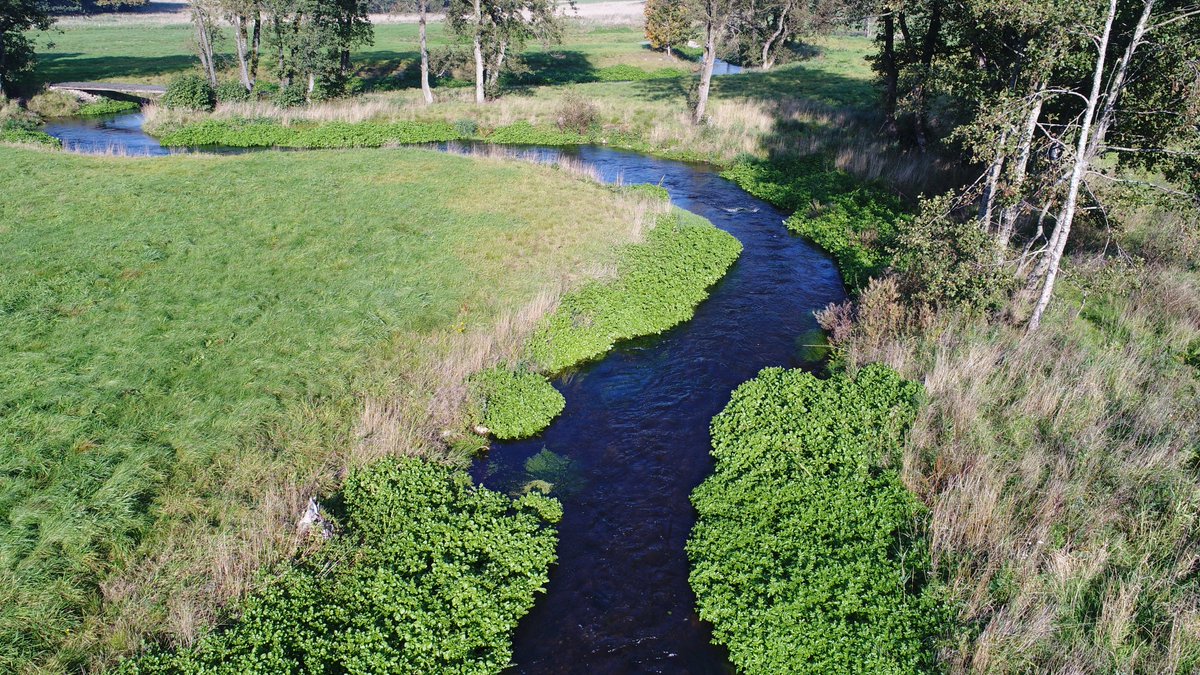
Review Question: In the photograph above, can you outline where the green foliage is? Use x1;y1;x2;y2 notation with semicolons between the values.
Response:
688;365;948;674
0;128;61;147
643;0;695;54
158;119;461;148
272;83;308;108
892;194;1013;312
453;118;480;137
120;458;561;674
527;211;742;373
486;120;587;146
723;156;907;290
594;64;689;82
77;98;139;116
555;91;599;135
621;183;671;201
215;80;251;103
161;74;216;111
471;367;565;440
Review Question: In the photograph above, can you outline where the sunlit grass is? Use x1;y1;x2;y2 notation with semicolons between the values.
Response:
0;144;649;672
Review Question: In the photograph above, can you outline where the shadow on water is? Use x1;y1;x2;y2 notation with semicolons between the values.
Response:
42;119;847;673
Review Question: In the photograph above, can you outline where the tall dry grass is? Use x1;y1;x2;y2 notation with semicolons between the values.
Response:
820;247;1200;672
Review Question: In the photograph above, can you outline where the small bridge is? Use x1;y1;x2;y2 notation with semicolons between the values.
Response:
48;82;166;102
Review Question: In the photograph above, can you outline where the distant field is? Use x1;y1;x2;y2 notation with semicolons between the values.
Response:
0;145;646;672
32;21;677;86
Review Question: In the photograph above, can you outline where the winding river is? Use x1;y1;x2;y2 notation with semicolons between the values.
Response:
45;113;845;674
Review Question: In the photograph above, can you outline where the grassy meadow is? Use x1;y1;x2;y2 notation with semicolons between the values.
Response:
0;144;656;672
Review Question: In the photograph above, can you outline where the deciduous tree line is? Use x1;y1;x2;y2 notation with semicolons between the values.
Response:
869;0;1198;328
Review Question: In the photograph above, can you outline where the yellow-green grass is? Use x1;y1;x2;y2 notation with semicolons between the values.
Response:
0;144;650;673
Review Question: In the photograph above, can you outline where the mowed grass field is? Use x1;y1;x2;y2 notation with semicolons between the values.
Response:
0;145;646;672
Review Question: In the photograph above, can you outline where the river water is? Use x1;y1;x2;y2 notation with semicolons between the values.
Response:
44;114;844;674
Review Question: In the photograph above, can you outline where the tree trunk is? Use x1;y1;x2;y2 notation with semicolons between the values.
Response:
912;2;942;153
487;41;508;94
1028;0;1118;331
997;93;1044;248
694;19;717;124
193;7;218;88
760;1;790;70
473;0;485;103
234;15;253;92
250;14;261;85
880;11;898;135
419;0;432;104
979;128;1009;233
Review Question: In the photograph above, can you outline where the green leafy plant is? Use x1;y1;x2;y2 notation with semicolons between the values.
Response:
723;156;907;291
215;80;251;103
119;459;561;674
526;211;741;373
77;98;139;116
158;119;461;148
621;183;670;202
161;74;216;111
487;120;587;146
0;128;61;147
688;364;948;674
471;367;565;440
272;83;308;108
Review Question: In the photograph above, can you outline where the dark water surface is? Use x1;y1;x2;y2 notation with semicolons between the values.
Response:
45;120;845;674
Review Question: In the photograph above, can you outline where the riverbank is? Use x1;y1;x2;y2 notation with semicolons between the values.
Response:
0;144;664;672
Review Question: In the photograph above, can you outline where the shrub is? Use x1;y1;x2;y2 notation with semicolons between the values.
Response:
471;367;565;440
555;91;599;135
77;99;139;116
891;193;1013;312
595;64;689;82
119;459;561;674
272;83;307;108
526;211;741;373
688;365;947;674
215;80;251;103
27;90;80;117
162;74;216;111
453;118;479;137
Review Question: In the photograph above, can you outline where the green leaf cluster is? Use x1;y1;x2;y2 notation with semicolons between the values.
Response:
0;128;61;147
471;367;565;440
527;210;741;373
486;120;587;146
121;459;561;674
722;156;907;291
594;64;689;82
161;74;216;112
158;119;461;148
77;99;139;117
688;364;948;674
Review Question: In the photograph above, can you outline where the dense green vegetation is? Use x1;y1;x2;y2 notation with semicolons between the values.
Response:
528;211;742;373
158;119;461;148
722;157;906;290
471;368;565;440
77;98;138;116
689;364;946;674
0;126;59;146
120;458;562;674
0;145;650;673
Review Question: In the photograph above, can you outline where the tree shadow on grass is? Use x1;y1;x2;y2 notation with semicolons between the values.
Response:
34;53;199;86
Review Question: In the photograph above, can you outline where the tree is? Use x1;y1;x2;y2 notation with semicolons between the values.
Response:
222;0;263;92
447;0;566;103
190;0;222;87
258;0;372;99
0;0;54;98
731;0;839;69
645;0;694;57
692;0;737;123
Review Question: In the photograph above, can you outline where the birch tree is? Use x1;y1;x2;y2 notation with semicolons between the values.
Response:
447;0;566;103
692;0;737;123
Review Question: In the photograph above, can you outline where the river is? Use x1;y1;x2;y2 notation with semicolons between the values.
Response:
44;114;845;674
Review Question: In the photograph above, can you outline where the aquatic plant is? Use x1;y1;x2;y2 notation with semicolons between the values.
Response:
0;128;61;147
158;119;461;148
471;367;565;440
78;98;139;116
527;210;741;373
120;459;561;674
688;364;947;674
